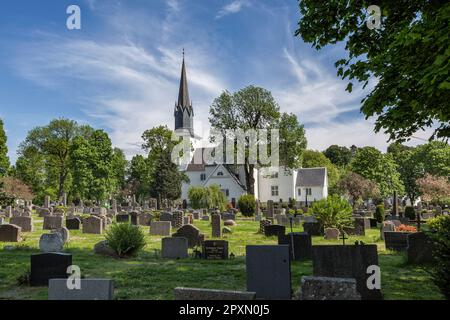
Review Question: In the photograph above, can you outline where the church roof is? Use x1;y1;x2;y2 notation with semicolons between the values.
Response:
177;56;191;109
296;167;327;187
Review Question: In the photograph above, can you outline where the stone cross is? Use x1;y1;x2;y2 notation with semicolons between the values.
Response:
340;232;348;245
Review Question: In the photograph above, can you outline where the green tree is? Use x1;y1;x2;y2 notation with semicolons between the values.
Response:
127;154;151;202
18;119;93;199
111;148;127;195
323;145;353;167
295;1;450;141
0;119;10;176
350;147;404;198
209;86;307;195
141;126;187;209
70;130;114;202
302;150;340;188
188;186;208;209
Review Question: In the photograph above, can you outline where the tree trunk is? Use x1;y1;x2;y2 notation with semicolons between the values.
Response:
244;163;255;195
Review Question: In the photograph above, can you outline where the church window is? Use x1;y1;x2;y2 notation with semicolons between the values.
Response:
271;185;279;196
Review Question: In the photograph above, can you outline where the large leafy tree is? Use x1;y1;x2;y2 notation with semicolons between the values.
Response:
336;171;380;208
70;130;115;203
0;119;10;176
302;150;340;189
417;174;450;204
127;154;151;202
323;145;353;167
296;1;450;141
141;125;187;208
350;146;404;198
18;119;93;199
209;86;307;195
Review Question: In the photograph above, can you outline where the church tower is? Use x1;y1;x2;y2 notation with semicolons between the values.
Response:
174;51;195;138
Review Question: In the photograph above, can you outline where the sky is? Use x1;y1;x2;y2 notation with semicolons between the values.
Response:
0;0;433;163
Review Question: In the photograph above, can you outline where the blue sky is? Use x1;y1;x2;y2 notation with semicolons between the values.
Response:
0;0;431;163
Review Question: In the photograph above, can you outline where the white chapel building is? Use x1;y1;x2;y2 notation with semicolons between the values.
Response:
173;55;328;205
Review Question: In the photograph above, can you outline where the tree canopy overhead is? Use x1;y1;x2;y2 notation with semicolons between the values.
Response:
296;1;450;141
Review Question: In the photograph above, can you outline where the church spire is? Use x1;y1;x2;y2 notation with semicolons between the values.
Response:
177;49;190;108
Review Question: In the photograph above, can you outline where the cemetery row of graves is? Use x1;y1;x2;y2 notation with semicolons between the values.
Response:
0;196;447;300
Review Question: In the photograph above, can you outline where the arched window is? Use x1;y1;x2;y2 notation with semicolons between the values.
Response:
217;171;224;176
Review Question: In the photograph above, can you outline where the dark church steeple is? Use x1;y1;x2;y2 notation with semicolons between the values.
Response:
174;50;194;137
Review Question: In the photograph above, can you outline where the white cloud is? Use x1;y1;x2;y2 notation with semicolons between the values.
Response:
216;0;250;19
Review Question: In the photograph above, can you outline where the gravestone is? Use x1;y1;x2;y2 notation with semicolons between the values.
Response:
39;233;64;253
48;279;114;300
160;212;173;225
324;228;339;240
52;227;70;244
264;224;285;238
303;222;323;236
138;213;153;226
201;215;210;221
44;195;50;208
150;221;171;236
384;231;410;251
259;219;271;234
267;200;274;218
211;213;222;238
174;287;256;300
83;216;103;234
222;213;235;221
344;217;366;236
66;217;81;230
172;211;183;229
312;245;382;300
202;240;229;260
172;224;204;248
30;253;72;286
369;218;378;228
38;208;51;217
298;276;361;300
277;232;312;261
380;221;396;240
407;232;434;264
0;217;4;225
246;245;291;299
43;216;63;230
183;216;190;225
192;211;202;220
0;224;21;242
255;215;262;222
116;213;130;223
129;212;138;225
161;237;189;259
10;216;33;232
276;215;288;226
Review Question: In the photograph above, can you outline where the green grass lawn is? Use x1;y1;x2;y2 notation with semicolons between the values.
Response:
0;214;443;300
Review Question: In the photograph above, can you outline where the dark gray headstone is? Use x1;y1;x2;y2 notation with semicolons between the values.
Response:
312;245;381;300
66;217;81;230
246;245;291;300
0;224;21;242
384;231;409;251
48;279;114;300
30;253;72;286
299;276;361;300
162;237;188;259
116;213;130;223
172;224;204;248
278;232;312;261
303;222;323;236
202;240;229;260
264;224;285;237
407;232;434;264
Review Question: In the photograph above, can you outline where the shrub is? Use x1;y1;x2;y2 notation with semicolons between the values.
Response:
288;198;296;209
404;206;416;220
105;223;146;258
374;205;385;223
188;184;227;211
309;195;353;231
426;215;450;299
238;194;256;217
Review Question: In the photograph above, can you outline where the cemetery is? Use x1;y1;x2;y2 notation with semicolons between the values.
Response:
0;198;448;300
0;1;449;304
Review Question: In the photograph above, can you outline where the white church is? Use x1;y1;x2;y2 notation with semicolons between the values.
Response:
173;55;328;206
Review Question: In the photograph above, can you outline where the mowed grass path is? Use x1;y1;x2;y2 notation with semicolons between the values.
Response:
0;214;443;300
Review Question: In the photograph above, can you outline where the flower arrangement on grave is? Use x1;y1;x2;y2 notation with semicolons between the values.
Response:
394;224;417;232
